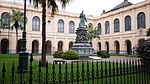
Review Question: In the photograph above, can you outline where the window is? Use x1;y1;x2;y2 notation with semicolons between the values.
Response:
1;12;10;29
69;21;75;34
97;23;102;35
125;16;131;31
105;21;110;34
58;19;64;33
32;16;40;31
137;12;146;29
114;18;120;32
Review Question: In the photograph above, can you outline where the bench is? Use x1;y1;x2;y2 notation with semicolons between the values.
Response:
53;60;66;64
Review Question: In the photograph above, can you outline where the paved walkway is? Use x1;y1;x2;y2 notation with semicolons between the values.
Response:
33;56;140;64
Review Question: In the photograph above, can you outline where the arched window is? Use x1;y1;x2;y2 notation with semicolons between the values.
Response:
58;19;64;33
105;21;110;34
125;15;131;31
137;12;146;29
32;16;40;31
114;18;120;32
97;23;102;35
69;21;75;34
1;12;10;29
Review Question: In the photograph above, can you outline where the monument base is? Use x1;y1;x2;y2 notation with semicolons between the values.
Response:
71;43;96;57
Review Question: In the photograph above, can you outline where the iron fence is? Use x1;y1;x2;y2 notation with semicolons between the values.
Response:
1;54;150;84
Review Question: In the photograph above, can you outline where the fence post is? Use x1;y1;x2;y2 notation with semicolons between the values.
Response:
123;60;126;84
2;63;6;84
132;59;135;84
91;61;94;84
113;60;115;84
86;61;90;84
38;60;41;84
11;62;15;84
65;62;68;84
58;62;62;84
71;62;74;84
126;60;129;84
105;61;107;84
138;59;141;84
116;60;119;84
96;61;99;84
120;60;122;84
101;61;103;84
76;61;79;84
52;62;55;84
29;53;33;84
45;61;48;84
81;61;85;84
109;61;111;84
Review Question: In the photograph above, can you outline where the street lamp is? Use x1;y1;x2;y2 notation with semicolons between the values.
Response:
18;0;29;73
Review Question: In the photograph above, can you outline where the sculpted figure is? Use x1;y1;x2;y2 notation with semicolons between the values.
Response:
79;11;87;28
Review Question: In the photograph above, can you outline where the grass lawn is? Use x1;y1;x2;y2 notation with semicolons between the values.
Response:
0;54;146;84
109;53;128;56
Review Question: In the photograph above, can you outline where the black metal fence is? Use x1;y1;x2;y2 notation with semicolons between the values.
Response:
1;54;150;84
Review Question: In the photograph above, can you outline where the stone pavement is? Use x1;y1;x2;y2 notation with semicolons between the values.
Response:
33;56;140;64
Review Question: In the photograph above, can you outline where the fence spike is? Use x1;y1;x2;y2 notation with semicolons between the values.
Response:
2;63;6;84
30;53;33;63
11;62;15;84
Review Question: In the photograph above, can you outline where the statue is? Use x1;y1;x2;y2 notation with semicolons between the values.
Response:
79;11;87;28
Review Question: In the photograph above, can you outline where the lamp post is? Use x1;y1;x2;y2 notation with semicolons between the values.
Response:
18;0;29;73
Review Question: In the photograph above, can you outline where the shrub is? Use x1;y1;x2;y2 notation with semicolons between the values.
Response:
61;50;80;60
53;51;64;58
97;50;110;58
137;38;150;71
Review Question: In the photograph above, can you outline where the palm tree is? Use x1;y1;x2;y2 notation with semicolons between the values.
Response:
29;0;73;64
8;9;25;53
86;23;100;45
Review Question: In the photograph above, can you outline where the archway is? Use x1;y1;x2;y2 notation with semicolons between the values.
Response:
1;39;9;53
17;39;22;53
32;40;39;53
98;42;101;50
69;41;73;50
45;41;52;54
105;41;109;53
125;40;132;54
114;41;120;54
58;41;63;51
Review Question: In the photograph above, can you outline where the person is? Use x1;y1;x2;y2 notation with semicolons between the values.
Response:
79;11;87;28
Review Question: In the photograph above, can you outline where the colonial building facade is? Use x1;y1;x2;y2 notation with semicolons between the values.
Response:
0;0;149;54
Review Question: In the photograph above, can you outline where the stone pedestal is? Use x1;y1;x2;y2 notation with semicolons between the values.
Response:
71;27;95;56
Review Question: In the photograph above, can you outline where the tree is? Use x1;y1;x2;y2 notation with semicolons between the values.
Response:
29;0;72;64
86;23;100;45
8;9;25;53
146;28;150;37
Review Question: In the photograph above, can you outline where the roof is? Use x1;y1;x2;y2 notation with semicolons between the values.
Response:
106;0;133;13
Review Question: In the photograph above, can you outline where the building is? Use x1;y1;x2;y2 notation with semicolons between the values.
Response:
0;0;149;54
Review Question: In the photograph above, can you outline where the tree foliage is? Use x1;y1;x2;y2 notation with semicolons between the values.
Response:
146;28;150;37
86;23;100;43
29;0;73;64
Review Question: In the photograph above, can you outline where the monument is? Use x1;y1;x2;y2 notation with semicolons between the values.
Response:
71;11;95;56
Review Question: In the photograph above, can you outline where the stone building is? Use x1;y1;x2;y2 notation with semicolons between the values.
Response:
0;0;149;54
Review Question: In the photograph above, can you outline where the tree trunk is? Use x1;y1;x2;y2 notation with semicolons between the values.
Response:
16;28;18;53
41;0;46;65
15;21;19;53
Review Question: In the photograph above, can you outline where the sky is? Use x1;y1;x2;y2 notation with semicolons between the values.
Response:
58;0;145;16
6;0;145;16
